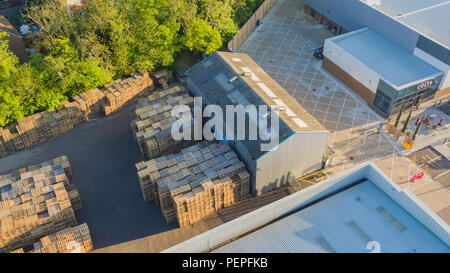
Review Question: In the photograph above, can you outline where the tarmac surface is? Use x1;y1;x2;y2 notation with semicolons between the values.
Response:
0;103;177;249
93;187;293;253
409;146;450;189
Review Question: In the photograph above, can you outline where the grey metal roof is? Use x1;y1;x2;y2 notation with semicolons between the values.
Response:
186;52;326;158
213;181;450;253
331;28;443;88
360;0;450;48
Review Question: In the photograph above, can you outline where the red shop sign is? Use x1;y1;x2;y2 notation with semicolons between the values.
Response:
416;80;434;90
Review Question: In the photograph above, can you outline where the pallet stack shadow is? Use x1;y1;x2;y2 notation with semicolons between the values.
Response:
151;70;170;89
136;142;251;227
0;71;154;157
10;223;93;253
131;85;196;160
0;156;90;253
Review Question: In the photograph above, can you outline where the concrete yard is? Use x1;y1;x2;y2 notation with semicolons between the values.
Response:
237;0;399;175
0;102;177;249
93;187;293;253
236;0;450;225
1;0;448;253
409;146;450;189
374;154;450;225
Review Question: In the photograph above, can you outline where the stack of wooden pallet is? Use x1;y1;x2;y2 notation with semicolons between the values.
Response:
136;142;251;226
0;71;155;158
131;85;196;160
0;125;18;157
0;156;81;253
103;71;154;116
151;70;170;89
10;223;93;253
73;88;106;120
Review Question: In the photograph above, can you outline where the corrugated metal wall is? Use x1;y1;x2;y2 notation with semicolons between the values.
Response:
414;48;450;89
164;164;371;253
303;0;419;52
255;131;329;195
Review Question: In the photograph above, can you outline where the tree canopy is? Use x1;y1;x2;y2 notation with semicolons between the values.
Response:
0;0;265;126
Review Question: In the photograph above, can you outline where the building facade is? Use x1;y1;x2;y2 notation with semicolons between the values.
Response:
302;0;450;116
323;27;443;116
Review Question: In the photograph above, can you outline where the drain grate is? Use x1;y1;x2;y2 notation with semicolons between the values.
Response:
377;206;406;232
347;220;372;244
314;236;336;253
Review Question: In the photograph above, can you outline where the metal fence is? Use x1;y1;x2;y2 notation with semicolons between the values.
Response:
227;0;277;52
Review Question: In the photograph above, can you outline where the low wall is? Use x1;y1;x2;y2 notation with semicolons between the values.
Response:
163;164;370;253
0;71;154;157
227;0;277;52
164;162;450;252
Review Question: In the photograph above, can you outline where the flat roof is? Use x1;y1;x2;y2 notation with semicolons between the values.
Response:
186;52;327;158
330;28;443;88
360;0;450;49
213;181;450;253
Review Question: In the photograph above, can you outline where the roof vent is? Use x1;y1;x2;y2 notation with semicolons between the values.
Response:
241;72;252;78
276;105;286;112
229;75;239;83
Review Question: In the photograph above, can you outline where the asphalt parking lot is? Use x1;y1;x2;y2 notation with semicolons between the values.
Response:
0;103;177;249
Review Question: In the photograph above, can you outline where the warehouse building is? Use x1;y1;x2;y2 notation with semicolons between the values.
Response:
185;52;329;196
324;27;443;116
302;0;450;115
164;163;450;253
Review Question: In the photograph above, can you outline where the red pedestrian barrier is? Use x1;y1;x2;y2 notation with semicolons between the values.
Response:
411;172;424;181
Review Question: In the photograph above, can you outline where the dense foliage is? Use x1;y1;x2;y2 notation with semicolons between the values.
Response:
0;0;265;126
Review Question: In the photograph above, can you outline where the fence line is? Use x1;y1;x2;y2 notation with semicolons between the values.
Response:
227;0;277;52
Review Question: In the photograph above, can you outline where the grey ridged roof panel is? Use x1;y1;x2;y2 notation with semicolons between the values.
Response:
186;52;327;158
360;0;450;48
213;181;450;253
331;28;443;88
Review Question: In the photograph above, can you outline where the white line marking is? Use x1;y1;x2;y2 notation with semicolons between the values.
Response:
257;82;277;98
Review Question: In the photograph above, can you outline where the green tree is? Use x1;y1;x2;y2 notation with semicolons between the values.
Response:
394;104;406;128
1;33;42;126
31;37;113;103
1;0;264;126
183;17;222;54
233;0;264;27
198;0;238;40
0;33;18;82
412;114;426;141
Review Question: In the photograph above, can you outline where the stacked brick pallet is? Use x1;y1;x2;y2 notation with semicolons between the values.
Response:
0;71;155;157
131;85;196;160
136;142;251;226
10;223;93;253
0;156;82;253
